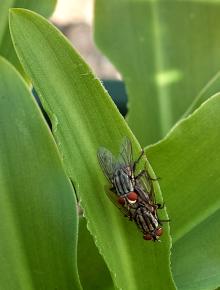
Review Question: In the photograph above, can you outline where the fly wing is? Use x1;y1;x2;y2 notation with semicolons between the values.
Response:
138;170;156;204
116;137;133;169
97;147;116;183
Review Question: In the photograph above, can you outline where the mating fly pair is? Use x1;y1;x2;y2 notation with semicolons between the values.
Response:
97;137;167;241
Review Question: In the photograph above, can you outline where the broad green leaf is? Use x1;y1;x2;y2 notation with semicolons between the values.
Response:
0;57;81;290
94;1;220;146
78;217;113;290
172;209;220;290
146;94;220;241
9;9;176;290
0;0;56;76
146;94;220;289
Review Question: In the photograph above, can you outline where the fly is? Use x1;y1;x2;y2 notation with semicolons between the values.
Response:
97;137;168;241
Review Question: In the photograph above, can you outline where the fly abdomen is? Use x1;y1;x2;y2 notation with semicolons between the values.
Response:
134;206;159;233
113;168;134;196
141;207;159;230
134;207;150;233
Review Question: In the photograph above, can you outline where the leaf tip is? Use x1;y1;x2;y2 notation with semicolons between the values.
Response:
9;7;22;17
9;8;34;23
9;8;22;28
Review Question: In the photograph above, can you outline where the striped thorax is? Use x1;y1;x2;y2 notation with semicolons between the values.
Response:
112;167;134;196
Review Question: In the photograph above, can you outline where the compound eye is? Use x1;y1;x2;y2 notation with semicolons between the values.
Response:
143;233;153;240
155;227;163;237
117;196;126;205
127;192;138;203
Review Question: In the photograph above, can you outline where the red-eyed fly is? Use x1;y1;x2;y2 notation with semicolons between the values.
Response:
97;137;168;241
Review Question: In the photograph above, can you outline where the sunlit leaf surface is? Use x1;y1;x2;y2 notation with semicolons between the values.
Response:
9;9;176;290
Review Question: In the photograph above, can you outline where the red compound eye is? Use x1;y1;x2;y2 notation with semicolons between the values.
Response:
117;196;125;205
143;234;153;240
155;227;163;237
127;192;138;202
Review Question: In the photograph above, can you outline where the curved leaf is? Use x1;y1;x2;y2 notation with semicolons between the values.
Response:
0;57;81;290
146;94;220;289
173;209;220;290
9;9;176;290
146;94;220;241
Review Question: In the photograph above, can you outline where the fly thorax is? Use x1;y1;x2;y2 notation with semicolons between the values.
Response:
113;168;134;196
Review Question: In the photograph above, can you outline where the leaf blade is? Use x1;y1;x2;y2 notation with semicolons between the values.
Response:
0;56;81;290
9;9;176;290
172;209;220;290
78;217;114;290
146;94;220;242
146;94;220;289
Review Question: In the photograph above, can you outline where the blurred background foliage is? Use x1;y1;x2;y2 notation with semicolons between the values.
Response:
0;1;220;290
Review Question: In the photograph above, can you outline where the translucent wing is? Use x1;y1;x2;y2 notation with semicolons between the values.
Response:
97;147;117;183
116;137;133;168
137;169;157;204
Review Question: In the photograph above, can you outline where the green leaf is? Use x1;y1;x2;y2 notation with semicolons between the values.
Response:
172;209;220;290
78;217;113;290
146;94;220;289
0;0;56;76
9;9;176;290
0;0;14;44
94;1;220;146
0;57;81;290
146;94;220;241
183;71;220;118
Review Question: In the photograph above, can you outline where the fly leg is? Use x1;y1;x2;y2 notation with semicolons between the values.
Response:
156;202;165;209
143;164;161;182
128;214;133;221
135;169;147;180
133;150;161;181
133;148;145;172
158;218;170;225
110;186;117;194
150;176;161;181
135;167;160;183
